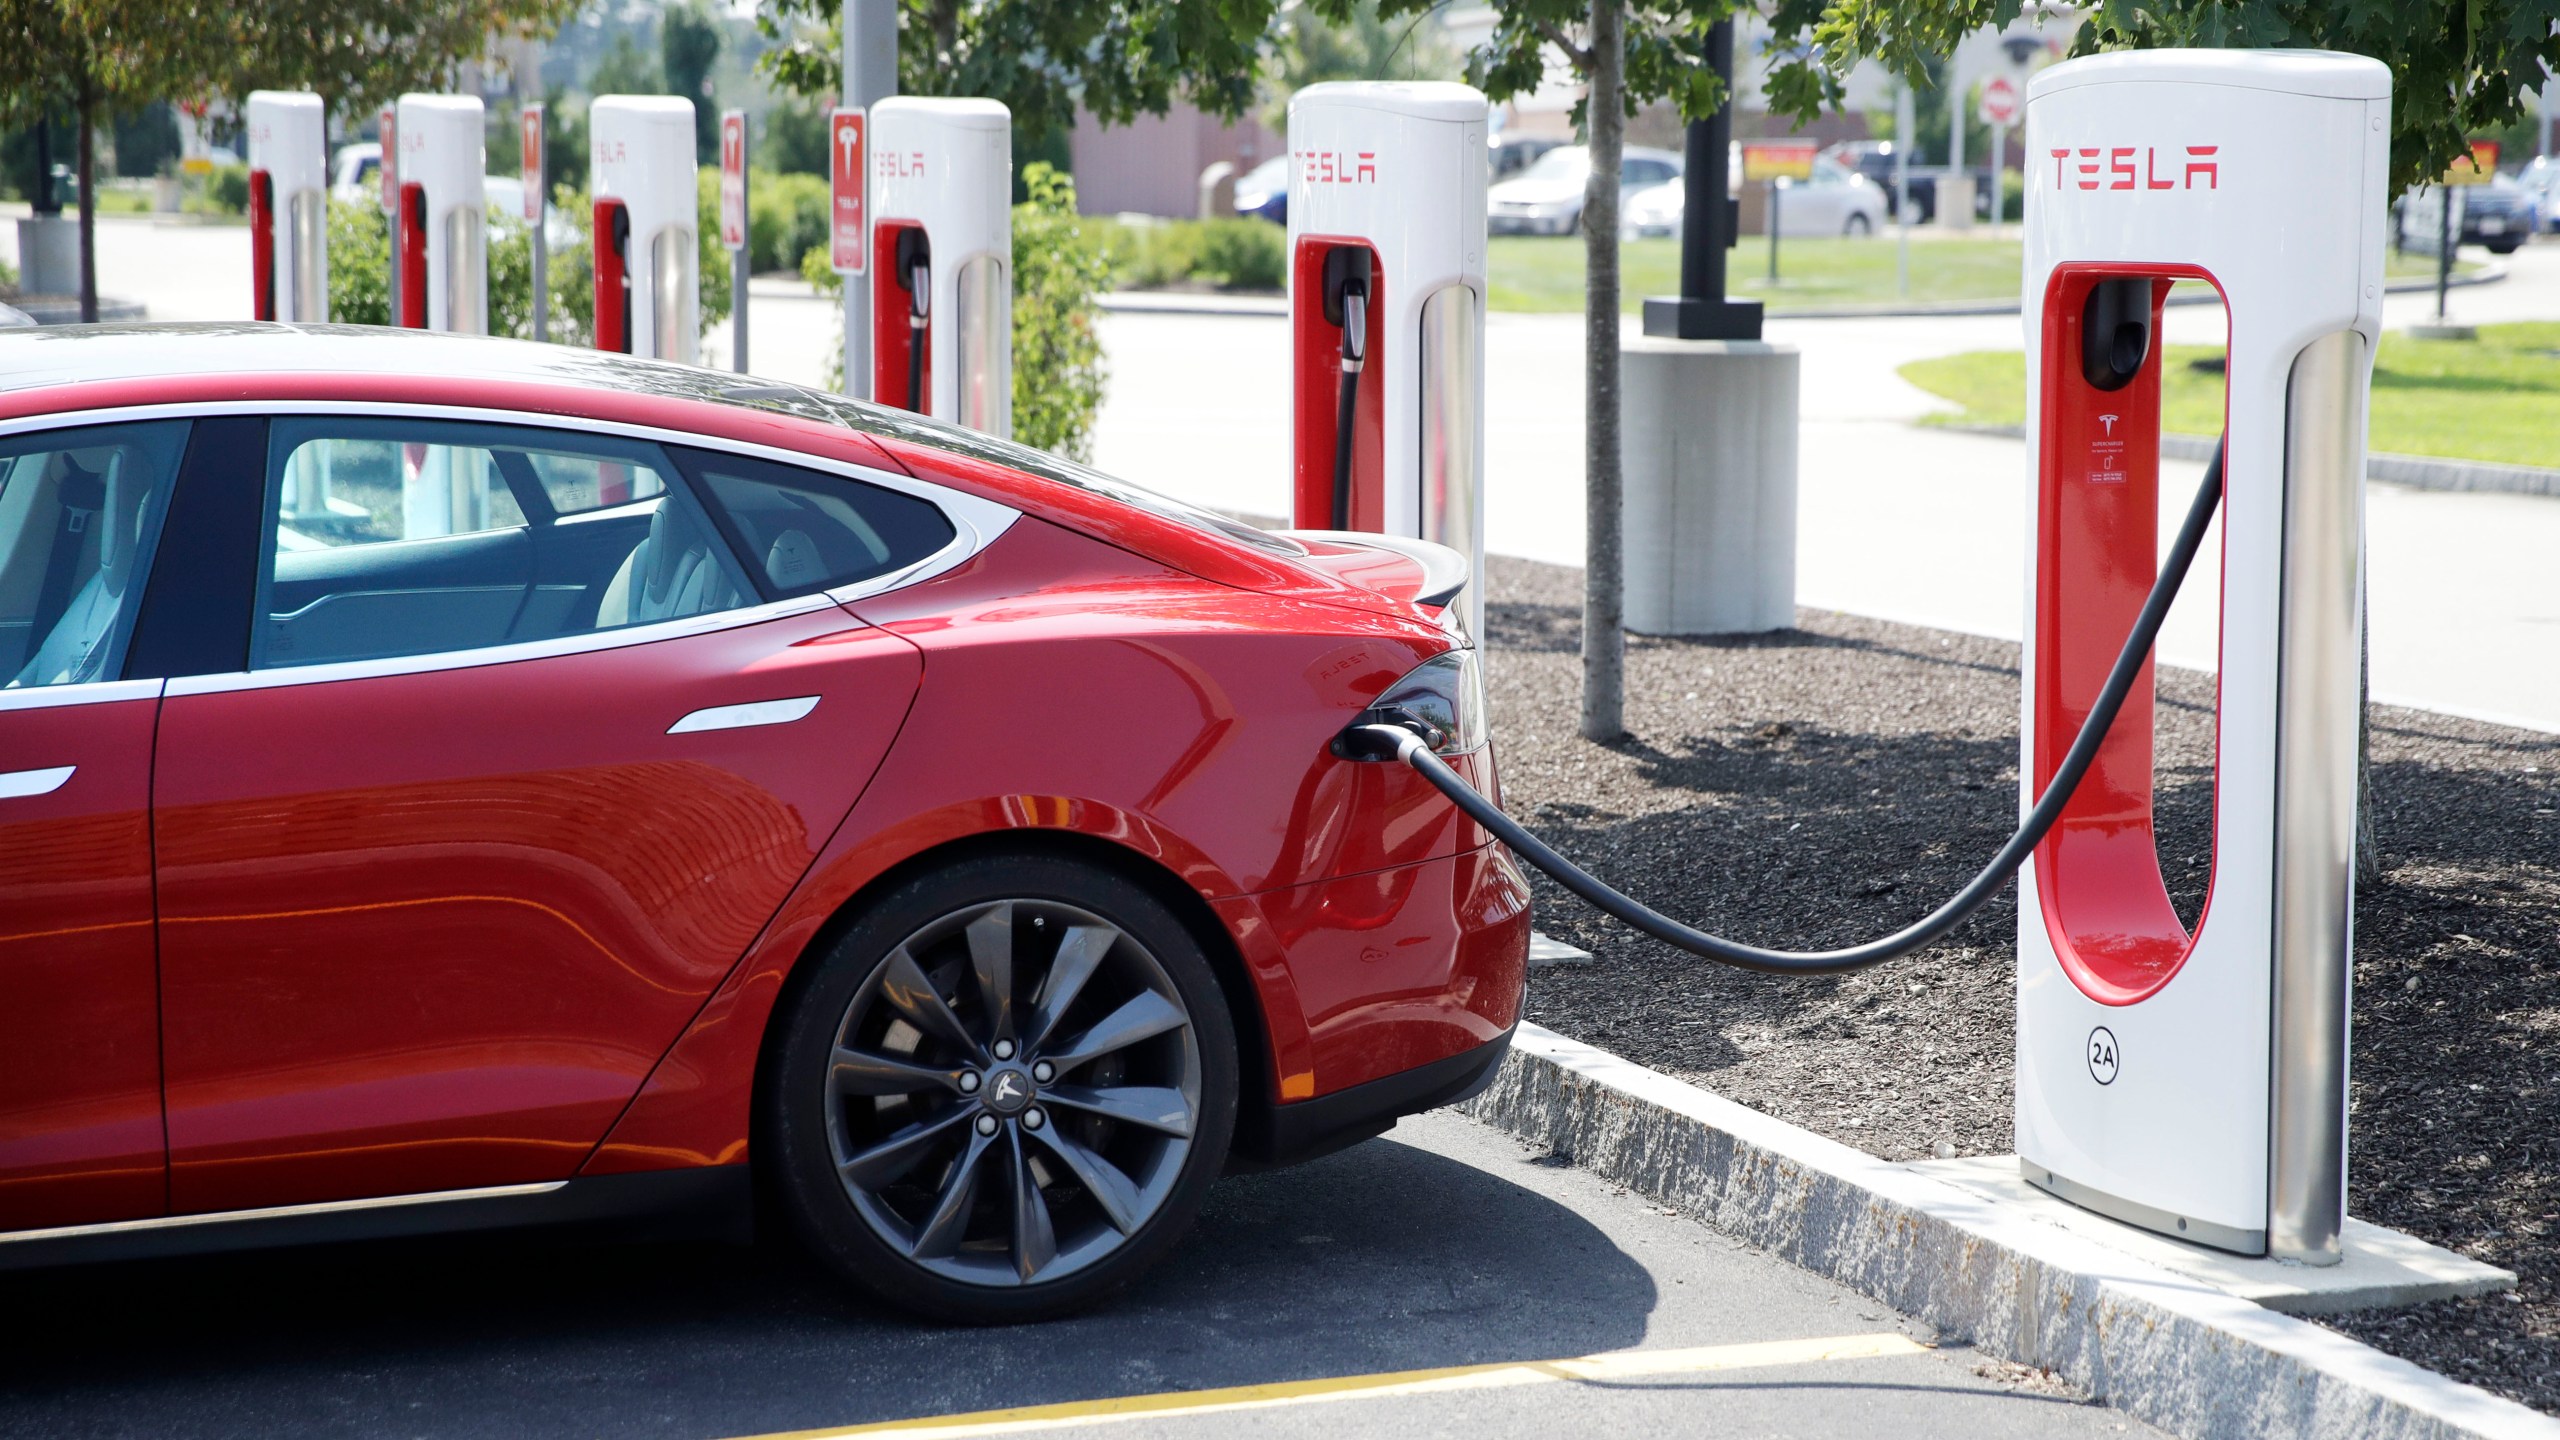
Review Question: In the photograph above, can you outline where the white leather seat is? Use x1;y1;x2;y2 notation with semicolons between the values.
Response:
596;501;741;629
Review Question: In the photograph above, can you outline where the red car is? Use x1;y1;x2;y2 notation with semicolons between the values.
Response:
0;326;1528;1321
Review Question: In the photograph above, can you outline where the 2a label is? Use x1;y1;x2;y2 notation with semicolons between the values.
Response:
2086;1026;2120;1085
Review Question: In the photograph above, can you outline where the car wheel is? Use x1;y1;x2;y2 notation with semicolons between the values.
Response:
1844;212;1873;237
765;852;1239;1323
2488;239;2522;255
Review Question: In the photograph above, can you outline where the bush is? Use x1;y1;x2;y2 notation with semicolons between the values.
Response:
746;168;830;275
1096;216;1285;292
1010;162;1110;459
1190;218;1284;290
190;162;249;217
328;197;390;324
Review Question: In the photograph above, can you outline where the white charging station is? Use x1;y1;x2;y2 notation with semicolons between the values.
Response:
1285;82;1489;635
2015;50;2387;1263
590;95;700;364
394;93;487;334
865;97;1012;437
246;90;327;324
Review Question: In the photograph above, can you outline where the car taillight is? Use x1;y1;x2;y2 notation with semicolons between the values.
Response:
1349;649;1486;757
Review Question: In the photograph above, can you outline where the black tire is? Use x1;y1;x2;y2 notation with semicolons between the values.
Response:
764;852;1239;1323
1844;212;1873;237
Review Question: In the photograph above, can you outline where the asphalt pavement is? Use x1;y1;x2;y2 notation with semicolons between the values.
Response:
0;1111;2156;1439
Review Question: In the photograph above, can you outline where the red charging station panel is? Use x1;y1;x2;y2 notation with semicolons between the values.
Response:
592;197;630;353
397;182;428;329
248;170;275;322
1290;236;1384;531
870;219;929;414
2030;263;2228;1006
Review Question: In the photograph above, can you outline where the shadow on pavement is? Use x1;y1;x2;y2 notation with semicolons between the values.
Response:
0;1130;1657;1439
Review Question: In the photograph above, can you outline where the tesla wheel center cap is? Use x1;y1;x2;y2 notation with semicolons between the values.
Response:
983;1066;1035;1115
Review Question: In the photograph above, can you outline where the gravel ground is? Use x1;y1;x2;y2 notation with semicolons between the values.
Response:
1476;552;2559;1415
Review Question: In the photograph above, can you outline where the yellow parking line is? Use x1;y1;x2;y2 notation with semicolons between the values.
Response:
733;1331;1928;1439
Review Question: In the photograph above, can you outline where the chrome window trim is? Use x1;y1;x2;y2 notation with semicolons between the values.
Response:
0;401;1020;695
0;677;164;713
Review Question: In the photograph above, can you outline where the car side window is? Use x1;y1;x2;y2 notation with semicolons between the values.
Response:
1623;159;1674;188
0;420;187;688
254;419;751;671
669;447;956;600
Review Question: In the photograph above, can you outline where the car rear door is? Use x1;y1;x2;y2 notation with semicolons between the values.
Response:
0;417;191;1232
151;416;952;1215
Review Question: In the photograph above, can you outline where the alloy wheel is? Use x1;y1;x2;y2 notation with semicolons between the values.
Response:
821;898;1203;1288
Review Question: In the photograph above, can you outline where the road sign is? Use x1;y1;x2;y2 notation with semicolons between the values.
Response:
519;104;544;221
378;106;397;213
830;107;867;274
1979;75;2021;128
2442;139;2500;186
1739;139;1816;183
719;110;749;250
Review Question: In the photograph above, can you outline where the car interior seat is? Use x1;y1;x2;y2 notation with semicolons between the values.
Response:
595;500;742;629
10;446;139;688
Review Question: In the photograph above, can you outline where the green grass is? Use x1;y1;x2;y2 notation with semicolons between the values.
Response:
1487;236;2455;315
1897;323;2560;470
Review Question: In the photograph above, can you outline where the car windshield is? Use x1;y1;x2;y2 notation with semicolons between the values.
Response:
1517;147;1589;183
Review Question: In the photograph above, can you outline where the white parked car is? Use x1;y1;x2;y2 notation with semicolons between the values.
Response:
1489;145;1682;235
2519;155;2559;234
1622;150;1888;240
327;145;577;248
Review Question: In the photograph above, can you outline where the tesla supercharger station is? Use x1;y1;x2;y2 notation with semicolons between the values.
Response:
246;90;326;325
2015;50;2386;1264
591;96;700;363
1286;82;1488;637
866;97;1012;437
394;94;486;334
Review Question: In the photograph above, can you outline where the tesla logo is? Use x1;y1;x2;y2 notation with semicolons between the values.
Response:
993;1072;1026;1103
1298;148;1378;184
2087;1026;2120;1085
835;121;860;168
2098;413;2119;436
2050;145;2218;191
877;149;926;180
597;139;627;165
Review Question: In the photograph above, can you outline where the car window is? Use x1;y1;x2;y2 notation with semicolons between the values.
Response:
1517;147;1588;183
1623;159;1676;188
254;419;749;671
669;447;955;599
0;420;186;688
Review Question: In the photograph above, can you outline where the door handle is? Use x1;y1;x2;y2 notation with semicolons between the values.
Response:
0;766;74;799
667;696;820;735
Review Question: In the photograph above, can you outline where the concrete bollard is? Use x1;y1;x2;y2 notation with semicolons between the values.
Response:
13;215;80;297
1620;337;1799;635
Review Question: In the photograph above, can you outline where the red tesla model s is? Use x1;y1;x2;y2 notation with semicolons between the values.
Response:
0;325;1527;1321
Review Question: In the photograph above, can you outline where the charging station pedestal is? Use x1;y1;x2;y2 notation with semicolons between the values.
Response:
867;97;1011;437
246;91;326;324
394;94;487;335
2015;51;2387;1264
1286;82;1489;636
591;96;700;364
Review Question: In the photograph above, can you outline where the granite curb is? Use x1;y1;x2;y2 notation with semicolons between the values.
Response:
1458;1023;2560;1440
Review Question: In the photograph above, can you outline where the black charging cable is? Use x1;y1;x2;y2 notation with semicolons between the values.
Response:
906;259;931;414
1345;439;2226;976
1332;278;1368;529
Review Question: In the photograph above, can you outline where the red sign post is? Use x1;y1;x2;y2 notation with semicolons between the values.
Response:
719;110;748;250
379;106;400;326
521;103;549;341
830;108;867;275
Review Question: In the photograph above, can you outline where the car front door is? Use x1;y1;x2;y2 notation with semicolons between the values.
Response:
0;418;190;1231
152;417;944;1215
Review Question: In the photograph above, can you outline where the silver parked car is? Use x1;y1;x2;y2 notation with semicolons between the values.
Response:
1488;145;1682;236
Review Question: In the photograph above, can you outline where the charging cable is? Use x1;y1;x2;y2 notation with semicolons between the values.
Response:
1333;279;1368;530
906;257;931;415
1345;439;2226;976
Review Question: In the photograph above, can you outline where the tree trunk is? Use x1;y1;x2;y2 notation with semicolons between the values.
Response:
76;75;99;324
1578;0;1625;742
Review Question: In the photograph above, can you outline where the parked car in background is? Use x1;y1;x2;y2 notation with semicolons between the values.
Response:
1488;144;1681;236
2517;155;2559;234
1624;148;1886;239
1489;134;1563;182
481;175;582;250
1231;154;1287;224
1823;142;1998;224
2396;175;2534;255
329;142;380;205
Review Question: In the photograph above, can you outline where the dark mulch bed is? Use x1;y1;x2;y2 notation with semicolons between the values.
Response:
1478;552;2559;1414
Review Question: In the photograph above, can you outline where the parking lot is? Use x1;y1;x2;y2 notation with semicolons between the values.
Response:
0;1111;2152;1439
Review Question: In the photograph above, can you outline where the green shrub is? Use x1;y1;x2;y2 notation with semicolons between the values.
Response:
746;169;830;274
1010;162;1110;460
188;162;250;217
327;197;390;324
1190;218;1284;290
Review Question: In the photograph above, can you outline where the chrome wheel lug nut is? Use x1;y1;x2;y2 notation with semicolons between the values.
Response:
1032;1061;1055;1084
993;1039;1016;1060
974;1113;999;1137
958;1071;981;1094
1024;1107;1046;1131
